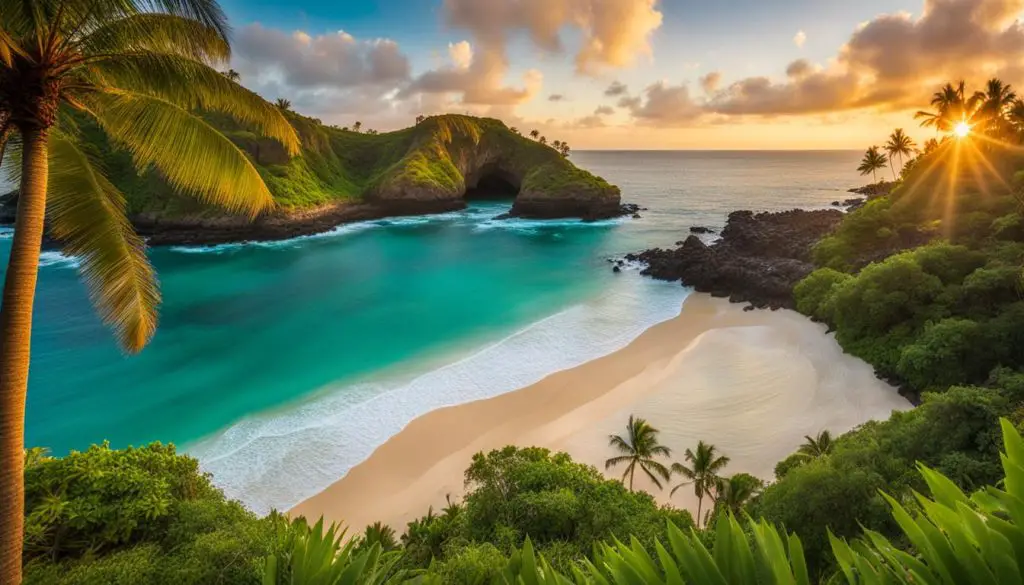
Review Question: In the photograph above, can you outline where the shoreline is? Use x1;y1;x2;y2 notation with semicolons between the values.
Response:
290;293;910;532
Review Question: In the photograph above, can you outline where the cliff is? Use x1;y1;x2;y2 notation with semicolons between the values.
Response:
121;114;620;244
0;114;621;245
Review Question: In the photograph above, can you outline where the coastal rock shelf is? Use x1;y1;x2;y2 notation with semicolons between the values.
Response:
626;208;844;309
0;115;624;246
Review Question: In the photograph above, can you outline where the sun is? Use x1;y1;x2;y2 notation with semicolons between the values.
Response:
954;122;971;138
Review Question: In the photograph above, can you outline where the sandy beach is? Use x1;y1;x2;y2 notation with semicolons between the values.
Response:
290;293;910;532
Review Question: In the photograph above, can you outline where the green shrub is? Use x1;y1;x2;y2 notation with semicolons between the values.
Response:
829;253;947;340
896;318;992;390
911;242;986;285
23;442;218;560
794;268;851;321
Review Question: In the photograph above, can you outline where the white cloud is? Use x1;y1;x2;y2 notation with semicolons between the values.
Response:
794;30;807;48
448;41;473;69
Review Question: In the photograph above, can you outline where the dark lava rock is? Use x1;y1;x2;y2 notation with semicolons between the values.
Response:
848;182;896;197
626;208;844;310
689;226;716;234
0;190;17;224
612;265;621;273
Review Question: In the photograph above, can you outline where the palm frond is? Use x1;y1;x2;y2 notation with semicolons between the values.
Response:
640;464;665;490
77;13;230;63
138;0;229;41
47;132;159;353
84;53;298;154
608;434;633;454
88;90;275;217
604;455;634;470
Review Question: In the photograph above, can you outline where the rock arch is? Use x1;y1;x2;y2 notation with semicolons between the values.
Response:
462;162;522;201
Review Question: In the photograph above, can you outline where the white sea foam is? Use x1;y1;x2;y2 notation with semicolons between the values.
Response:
37;250;80;269
188;276;689;515
166;206;622;254
0;227;12;239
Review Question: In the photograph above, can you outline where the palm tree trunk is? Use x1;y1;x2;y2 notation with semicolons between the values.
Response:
696;496;703;528
0;126;49;585
628;465;635;492
888;160;896;181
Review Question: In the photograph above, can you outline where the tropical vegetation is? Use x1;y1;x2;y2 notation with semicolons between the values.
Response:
3;8;1024;579
670;441;730;528
604;415;672;491
0;0;300;581
857;146;888;183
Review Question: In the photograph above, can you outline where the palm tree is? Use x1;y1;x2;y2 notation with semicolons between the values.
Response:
712;473;764;516
0;1;298;581
605;415;672;491
530;129;539;140
353;121;363;133
539;136;547;145
857;146;888;183
796;430;833;460
275;98;291;111
552;139;562;150
1008;99;1024;140
914;80;982;133
510;126;520;135
671;441;730;527
222;68;240;81
559;142;571;157
974;78;1016;137
885;128;916;172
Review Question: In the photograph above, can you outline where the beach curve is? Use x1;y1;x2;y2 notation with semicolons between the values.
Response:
290;293;910;532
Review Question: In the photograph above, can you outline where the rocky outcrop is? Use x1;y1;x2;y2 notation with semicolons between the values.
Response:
626;209;844;309
366;116;621;222
849;181;896;197
1;115;626;245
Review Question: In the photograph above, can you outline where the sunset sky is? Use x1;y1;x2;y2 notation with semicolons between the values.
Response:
218;0;1024;149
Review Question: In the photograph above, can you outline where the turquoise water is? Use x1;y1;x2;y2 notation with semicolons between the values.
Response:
2;150;864;512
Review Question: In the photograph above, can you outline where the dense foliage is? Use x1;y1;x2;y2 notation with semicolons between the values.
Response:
22;444;280;584
768;119;1024;574
400;446;694;577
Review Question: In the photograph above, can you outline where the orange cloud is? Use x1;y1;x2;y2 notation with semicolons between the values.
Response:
710;0;1024;116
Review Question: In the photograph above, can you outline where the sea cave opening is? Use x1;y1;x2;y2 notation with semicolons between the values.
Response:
463;166;521;201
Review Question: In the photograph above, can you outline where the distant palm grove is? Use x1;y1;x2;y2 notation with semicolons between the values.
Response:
3;0;1024;581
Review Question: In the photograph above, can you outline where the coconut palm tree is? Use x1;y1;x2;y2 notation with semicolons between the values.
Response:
796;430;833;460
552;139;562;151
857;146;888;183
712;473;764;516
539;136;547;145
914;80;983;134
530;129;539;140
559;142;571;158
885;128;917;172
1006;98;1024;143
605;415;672;491
353;121;363;133
0;1;298;581
671;441;730;527
974;78;1016;137
510;126;520;135
222;68;240;81
275;98;292;111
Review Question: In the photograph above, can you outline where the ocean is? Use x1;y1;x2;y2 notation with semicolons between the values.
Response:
2;150;864;513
